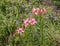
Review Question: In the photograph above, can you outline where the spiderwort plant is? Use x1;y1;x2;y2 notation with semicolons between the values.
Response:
9;7;13;11
25;7;29;11
45;14;49;19
16;21;20;25
29;2;32;5
29;12;32;16
54;16;58;21
8;13;12;16
22;5;25;8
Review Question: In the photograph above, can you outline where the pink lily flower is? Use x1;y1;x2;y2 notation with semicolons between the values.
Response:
32;7;40;15
16;28;24;34
40;7;46;15
29;18;37;25
23;18;29;27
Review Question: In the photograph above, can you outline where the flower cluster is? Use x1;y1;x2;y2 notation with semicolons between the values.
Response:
32;7;46;15
14;18;37;35
24;18;37;27
14;7;46;36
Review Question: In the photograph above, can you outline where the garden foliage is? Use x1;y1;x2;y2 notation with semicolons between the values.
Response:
0;0;60;46
52;0;60;8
